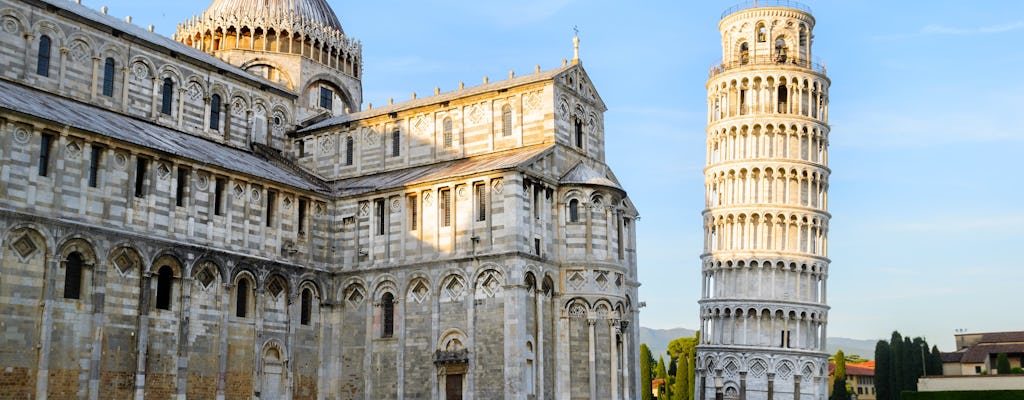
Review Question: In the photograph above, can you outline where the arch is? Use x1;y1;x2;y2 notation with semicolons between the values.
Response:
501;104;513;137
233;269;258;318
438;328;468;351
107;243;143;277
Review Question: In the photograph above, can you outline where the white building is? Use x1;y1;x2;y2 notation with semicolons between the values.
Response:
697;2;831;399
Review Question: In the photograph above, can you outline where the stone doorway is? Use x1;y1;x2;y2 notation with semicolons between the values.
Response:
445;374;464;400
262;347;285;399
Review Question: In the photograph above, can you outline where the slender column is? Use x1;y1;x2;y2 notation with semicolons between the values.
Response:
609;320;619;400
90;56;101;100
58;48;68;91
588;318;597;400
535;290;545;400
217;284;232;400
621;321;631;400
87;260;108;400
134;272;153;400
35;256;57;400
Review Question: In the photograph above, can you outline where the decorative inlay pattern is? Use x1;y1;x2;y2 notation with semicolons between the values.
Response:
131;62;148;80
13;127;30;144
11;234;37;258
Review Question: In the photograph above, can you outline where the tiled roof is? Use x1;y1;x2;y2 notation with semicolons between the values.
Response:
560;162;624;191
203;0;343;32
828;361;875;377
328;145;553;197
979;332;1024;344
0;79;325;194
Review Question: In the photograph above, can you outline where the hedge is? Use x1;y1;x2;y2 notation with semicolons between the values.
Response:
901;390;1024;400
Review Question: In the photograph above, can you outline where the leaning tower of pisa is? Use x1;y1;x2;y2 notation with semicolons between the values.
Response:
697;2;831;399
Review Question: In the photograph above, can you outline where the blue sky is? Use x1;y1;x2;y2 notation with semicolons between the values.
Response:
110;0;1024;352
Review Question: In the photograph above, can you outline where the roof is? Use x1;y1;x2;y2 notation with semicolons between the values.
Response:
828;361;875;377
328;145;553;198
202;0;344;32
0;79;325;194
300;64;576;133
978;332;1024;344
36;0;293;97
560;162;624;191
949;343;1024;364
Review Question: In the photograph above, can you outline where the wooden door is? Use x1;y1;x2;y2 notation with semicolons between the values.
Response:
445;374;463;400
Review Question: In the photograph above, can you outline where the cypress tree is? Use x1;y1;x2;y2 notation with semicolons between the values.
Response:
997;353;1012;374
641;344;654;400
928;345;944;376
890;331;904;395
657;356;670;399
672;357;689;400
831;375;850;400
875;340;892;400
903;337;917;391
830;350;848;400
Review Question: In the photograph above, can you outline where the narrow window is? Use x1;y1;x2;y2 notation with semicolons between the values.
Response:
777;86;788;113
214;178;225;215
475;183;486;222
161;78;174;115
345;136;354;165
534;238;541;256
102;58;115;97
300;288;312;325
298;198;308;235
175;167;188;207
502;105;512;137
38;133;54;177
235;278;249;317
775;38;788;62
569;199;579;222
381;292;395;338
739;42;750;64
36;35;51;77
440;188;451;227
209;94;222;130
266;190;276;227
391;129;400;157
533;185;542;220
574;118;583;148
408;195;418;231
156;266;173;310
63;252;83;300
134;158;148;198
443;118;453;148
757;23;767;42
319;86;333;110
375;198;385;235
88;145;103;188
297;139;306;158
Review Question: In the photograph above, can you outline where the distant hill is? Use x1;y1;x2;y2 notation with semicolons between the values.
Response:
640;327;879;361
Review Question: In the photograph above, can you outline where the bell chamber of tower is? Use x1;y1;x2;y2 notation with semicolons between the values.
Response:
176;0;363;118
698;2;831;400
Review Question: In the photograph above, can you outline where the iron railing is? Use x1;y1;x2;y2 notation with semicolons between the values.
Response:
709;55;827;78
721;0;813;19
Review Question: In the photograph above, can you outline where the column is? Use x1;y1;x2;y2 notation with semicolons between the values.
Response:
609;320;619;400
588;318;597;400
87;260;108;400
34;256;57;400
134;272;153;400
535;289;545;400
90;56;101;100
739;371;747;400
217;284;232;400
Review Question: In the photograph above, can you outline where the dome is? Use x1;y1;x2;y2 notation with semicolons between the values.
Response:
202;0;344;33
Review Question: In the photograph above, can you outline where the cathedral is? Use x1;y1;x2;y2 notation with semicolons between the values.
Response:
0;0;640;399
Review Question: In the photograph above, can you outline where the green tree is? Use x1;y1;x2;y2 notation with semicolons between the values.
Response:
641;344;654;400
875;340;892;400
672;357;689;400
656;356;670;399
997;353;1012;374
890;331;904;396
830;349;848;400
928;346;944;376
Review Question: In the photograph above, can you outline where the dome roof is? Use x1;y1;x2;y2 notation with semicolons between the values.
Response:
202;0;344;33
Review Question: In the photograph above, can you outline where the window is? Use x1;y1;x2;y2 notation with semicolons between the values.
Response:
209;94;222;130
375;198;385;235
63;252;83;300
474;183;486;222
345;136;354;165
38;133;53;177
780;330;792;348
297;139;306;158
88;145;103;188
381;292;395;338
160;78;174;115
573;118;583;148
501;105;512;137
440;188;451;227
739;42;750;64
155;266;173;310
569;199;579;222
134;158;148;198
443;118;453;148
300;288;313;325
36;35;51;77
775;38;788;61
175;167;188;207
298;198;308;235
391;128;400;157
757;23;767;42
235;278;249;317
408;195;418;231
214;178;225;215
319;87;333;110
534;238;541;256
266;191;276;227
102;58;115;97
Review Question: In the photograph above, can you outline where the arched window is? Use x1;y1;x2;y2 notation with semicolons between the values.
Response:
381;292;395;338
209;94;222;130
392;129;400;157
443;118;453;148
777;86;788;113
573;118;584;148
37;35;51;77
799;26;808;49
757;23;767;42
739;42;750;64
501;105;513;137
156;266;173;310
345;136;354;165
236;278;250;317
102;58;116;97
63;252;84;299
569;199;579;222
300;288;313;325
161;78;174;115
775;37;788;62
